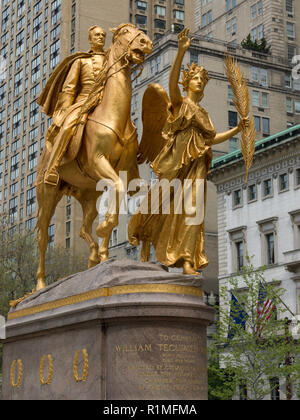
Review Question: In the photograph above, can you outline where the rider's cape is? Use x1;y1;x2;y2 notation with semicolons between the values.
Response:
37;52;93;117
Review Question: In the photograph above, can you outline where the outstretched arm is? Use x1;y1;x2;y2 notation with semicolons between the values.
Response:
212;117;249;145
169;28;193;114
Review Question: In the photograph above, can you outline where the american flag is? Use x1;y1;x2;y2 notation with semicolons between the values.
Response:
255;281;276;337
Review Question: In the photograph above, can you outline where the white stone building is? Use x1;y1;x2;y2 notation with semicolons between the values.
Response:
209;123;300;399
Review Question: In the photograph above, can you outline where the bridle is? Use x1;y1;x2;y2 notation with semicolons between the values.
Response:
84;28;147;133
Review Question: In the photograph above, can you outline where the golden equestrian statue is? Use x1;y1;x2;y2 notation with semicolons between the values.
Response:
33;23;152;291
128;28;254;275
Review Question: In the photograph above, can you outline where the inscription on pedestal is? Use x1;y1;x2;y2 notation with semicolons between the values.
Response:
107;325;208;400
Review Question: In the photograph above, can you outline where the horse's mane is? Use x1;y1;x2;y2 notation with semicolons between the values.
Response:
111;23;137;43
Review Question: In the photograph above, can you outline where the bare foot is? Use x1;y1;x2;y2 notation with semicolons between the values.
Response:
183;261;200;275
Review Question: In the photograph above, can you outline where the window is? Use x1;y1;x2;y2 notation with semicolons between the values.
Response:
66;204;71;219
17;0;25;16
26;187;36;216
31;83;41;99
262;92;268;108
228;85;234;102
1;6;10;32
12;111;22;137
236;241;244;271
263;178;272;197
66;221;71;237
27;172;36;186
155;6;166;16
257;24;264;40
288;45;296;61
295;100;300;113
51;24;61;40
34;0;43;14
33;14;42;41
31;55;41;83
257;218;277;265
16;29;25;55
174;10;185;21
296;168;300;187
0;85;6;108
50;39;60;69
136;0;147;11
286;0;294;15
190;50;199;65
251;67;268;87
248;184;257;202
109;228;118;247
289;209;300;249
155;19;166;29
28;142;38;170
266;233;275;265
286;97;293;113
262;117;270;135
66;238;70;249
228;111;237;128
228;227;246;273
279;173;288;191
286;22;295;38
30;101;39;126
26;218;36;231
9;197;18;224
252;90;259;107
51;0;62;25
226;17;236;35
202;10;212;26
285;73;292;88
17;15;25;30
233;189;242;207
135;14;147;25
10;153;20;181
226;0;236;11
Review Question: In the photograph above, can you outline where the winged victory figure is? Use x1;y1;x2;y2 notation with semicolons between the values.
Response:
128;28;249;275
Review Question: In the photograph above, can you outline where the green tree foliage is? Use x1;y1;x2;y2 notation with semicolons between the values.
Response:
0;229;88;374
208;260;300;400
241;34;271;54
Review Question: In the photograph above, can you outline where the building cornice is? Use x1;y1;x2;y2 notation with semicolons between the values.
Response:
209;125;300;189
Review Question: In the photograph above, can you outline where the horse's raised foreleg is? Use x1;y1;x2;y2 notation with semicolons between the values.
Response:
36;183;63;290
76;191;101;268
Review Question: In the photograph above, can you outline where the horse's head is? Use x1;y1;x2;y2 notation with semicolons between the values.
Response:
111;23;153;65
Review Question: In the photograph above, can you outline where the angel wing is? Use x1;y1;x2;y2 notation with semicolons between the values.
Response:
138;83;170;164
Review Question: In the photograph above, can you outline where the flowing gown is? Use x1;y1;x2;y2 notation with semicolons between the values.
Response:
128;97;216;270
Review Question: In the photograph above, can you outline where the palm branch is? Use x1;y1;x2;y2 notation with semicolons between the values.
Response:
225;55;256;182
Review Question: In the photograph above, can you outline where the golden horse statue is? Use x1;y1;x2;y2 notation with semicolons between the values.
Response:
35;24;153;291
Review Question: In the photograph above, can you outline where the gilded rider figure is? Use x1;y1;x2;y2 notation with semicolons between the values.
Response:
37;26;107;186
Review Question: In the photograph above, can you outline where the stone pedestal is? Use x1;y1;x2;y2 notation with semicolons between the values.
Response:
2;258;215;400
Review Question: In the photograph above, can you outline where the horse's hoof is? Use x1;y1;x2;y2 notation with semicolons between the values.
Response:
99;253;109;263
88;258;100;269
36;278;46;290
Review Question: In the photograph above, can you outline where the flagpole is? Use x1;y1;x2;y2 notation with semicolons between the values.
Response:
258;273;295;317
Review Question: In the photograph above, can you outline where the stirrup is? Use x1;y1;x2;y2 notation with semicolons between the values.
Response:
44;170;59;186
